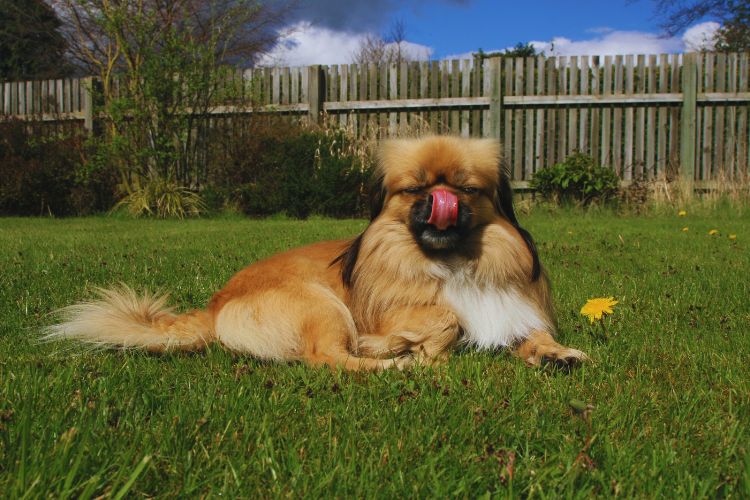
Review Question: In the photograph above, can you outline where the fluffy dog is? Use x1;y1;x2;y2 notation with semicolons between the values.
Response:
47;136;588;370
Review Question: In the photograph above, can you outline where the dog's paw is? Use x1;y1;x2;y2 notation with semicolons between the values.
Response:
525;345;590;368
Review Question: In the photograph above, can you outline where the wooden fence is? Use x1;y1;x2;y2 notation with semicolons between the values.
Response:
2;52;749;184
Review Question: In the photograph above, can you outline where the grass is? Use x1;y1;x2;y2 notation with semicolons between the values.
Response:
1;211;749;498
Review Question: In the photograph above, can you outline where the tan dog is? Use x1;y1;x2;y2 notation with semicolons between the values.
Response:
47;136;588;370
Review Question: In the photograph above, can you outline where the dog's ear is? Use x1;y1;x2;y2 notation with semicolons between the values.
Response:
493;163;541;281
369;174;386;221
331;233;364;288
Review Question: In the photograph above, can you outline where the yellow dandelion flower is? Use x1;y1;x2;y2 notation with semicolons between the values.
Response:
580;297;618;324
708;229;719;236
678;210;687;217
682;227;689;232
729;234;737;240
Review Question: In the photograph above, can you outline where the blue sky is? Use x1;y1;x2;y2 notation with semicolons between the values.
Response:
394;0;662;59
262;0;721;66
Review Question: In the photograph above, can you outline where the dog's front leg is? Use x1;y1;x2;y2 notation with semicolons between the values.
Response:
358;306;461;365
513;330;589;367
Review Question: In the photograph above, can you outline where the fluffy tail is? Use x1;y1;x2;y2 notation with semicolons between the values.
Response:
44;285;215;352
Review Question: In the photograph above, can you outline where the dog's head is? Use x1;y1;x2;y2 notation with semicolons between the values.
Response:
336;136;540;285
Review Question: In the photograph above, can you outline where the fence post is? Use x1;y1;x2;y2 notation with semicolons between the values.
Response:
488;57;502;140
680;53;697;187
82;76;94;136
307;65;325;125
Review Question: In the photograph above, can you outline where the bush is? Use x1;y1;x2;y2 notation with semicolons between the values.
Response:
530;153;619;205
207;120;370;218
0;119;116;216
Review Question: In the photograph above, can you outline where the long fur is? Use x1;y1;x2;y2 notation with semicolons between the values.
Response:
44;285;213;351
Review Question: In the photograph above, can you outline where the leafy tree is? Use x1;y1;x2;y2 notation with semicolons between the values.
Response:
0;0;72;80
475;42;539;60
653;0;750;50
715;3;750;50
50;0;291;216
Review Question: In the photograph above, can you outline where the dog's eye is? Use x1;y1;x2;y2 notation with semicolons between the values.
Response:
460;186;479;194
403;186;424;194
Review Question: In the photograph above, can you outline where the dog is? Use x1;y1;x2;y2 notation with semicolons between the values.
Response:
47;136;588;370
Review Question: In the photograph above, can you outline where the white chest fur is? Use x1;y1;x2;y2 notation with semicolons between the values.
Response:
441;276;547;350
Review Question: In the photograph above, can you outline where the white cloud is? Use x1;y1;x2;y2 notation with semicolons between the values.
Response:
258;21;432;67
682;21;720;51
448;22;722;61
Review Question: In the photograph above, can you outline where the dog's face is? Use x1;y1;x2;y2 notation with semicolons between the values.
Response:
375;136;506;252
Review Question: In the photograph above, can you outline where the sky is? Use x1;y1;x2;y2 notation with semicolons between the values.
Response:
260;0;723;66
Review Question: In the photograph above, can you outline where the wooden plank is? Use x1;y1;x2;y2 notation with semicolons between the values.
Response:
379;63;388;131
461;59;471;137
681;53;698;183
487;57;502;140
714;53;726;176
82;77;94;135
590;56;601;165
482;59;491;137
368;63;377;134
389;62;398;134
738;53;748;176
724;53;736;177
503;58;513;163
282;67;291;106
635;55;646;177
613;55;623;175
338;65;348;128
656;55;668;178
419;61;429;129
451;59;460;134
568;56;578;155
669;54;681;171
430;61;439;132
557;56;568;162
271;68;281;104
702;53;714;179
472;55;482;137
441;60;450;132
350;64;359;136
579;55;589;153
535;56;545;173
307;65;322;125
624;55;634;180
409;62;418;129
524;57;534;178
546;57;557;166
400;61;409;132
645;55;657;177
513;57;524;179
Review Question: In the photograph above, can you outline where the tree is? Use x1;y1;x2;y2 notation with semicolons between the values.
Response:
0;0;72;80
715;3;750;50
49;0;292;216
475;42;539;60
352;20;421;65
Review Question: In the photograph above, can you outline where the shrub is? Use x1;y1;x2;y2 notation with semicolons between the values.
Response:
0;119;116;216
113;170;206;219
530;153;619;205
207;120;370;218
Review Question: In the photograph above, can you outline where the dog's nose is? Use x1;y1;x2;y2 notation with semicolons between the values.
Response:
427;189;459;230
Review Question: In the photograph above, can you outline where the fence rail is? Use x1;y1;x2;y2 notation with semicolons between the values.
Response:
2;52;749;183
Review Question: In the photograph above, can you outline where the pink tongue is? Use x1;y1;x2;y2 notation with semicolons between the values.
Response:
427;189;459;230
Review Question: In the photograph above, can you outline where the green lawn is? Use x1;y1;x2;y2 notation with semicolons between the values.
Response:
1;212;749;498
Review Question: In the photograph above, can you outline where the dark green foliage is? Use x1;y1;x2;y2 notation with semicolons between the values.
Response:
0;120;116;216
0;0;72;80
208;121;370;218
531;153;620;205
715;2;750;51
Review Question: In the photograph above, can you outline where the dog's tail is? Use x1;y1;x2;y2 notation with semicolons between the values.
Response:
44;285;215;352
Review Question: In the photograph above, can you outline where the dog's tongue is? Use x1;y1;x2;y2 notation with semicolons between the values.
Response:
427;189;459;230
